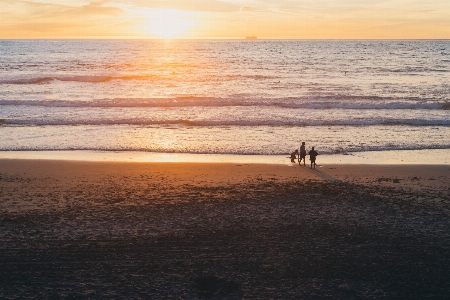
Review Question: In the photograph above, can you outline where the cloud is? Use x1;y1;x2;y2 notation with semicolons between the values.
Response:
1;1;123;19
71;1;123;16
130;0;239;12
24;0;90;5
1;0;449;38
0;0;128;38
239;6;267;13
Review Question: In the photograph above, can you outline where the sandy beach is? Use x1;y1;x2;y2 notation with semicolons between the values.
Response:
1;159;450;298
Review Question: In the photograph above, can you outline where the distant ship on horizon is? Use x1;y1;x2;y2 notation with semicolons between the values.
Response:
245;36;257;40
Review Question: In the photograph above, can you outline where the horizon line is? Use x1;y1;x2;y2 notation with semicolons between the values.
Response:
1;37;449;41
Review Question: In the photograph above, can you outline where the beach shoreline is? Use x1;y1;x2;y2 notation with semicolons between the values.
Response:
1;159;449;297
1;148;449;165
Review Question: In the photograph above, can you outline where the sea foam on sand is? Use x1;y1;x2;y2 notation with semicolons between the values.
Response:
0;149;449;165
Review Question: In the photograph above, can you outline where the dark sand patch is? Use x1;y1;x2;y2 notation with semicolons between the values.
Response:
1;161;450;298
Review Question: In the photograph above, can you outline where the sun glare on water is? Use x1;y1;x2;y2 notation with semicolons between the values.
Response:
142;9;195;39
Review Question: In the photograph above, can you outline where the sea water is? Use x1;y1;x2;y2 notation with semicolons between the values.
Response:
0;40;449;159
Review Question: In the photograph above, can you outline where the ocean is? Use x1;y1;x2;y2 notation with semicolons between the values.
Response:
0;39;449;158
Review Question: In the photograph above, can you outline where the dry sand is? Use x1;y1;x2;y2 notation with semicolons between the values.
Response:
1;159;450;298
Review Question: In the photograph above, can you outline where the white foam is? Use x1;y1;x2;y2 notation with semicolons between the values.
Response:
1;149;449;165
0;97;445;110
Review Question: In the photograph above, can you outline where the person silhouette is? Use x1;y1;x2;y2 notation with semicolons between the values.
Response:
290;149;298;163
299;142;306;166
308;147;318;169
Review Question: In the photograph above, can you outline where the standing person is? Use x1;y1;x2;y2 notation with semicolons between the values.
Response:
299;142;307;166
308;147;319;169
290;149;298;163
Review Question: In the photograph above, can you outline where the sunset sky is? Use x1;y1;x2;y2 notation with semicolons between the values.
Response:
1;0;449;39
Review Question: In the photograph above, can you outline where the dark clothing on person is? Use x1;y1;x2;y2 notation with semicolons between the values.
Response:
300;145;306;156
308;149;318;168
309;150;318;161
290;151;298;163
299;143;307;166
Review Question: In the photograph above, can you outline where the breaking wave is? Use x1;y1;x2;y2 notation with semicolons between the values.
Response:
0;74;280;85
0;97;447;110
1;145;449;156
3;118;450;127
0;75;159;84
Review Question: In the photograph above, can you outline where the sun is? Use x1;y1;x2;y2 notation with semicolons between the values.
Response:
142;9;195;39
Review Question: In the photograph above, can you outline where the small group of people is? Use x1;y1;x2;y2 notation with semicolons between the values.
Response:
290;142;319;169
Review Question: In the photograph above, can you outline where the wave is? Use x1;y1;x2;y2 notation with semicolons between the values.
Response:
3;118;450;127
1;145;449;156
0;74;280;85
329;144;450;155
0;75;160;84
0;97;447;110
374;67;450;73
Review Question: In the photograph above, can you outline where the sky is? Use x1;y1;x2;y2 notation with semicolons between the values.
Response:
0;0;449;39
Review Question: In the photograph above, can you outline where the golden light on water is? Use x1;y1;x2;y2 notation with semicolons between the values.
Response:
141;9;196;39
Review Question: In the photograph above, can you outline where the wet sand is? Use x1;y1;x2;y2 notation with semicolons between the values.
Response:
1;148;450;165
1;160;450;298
